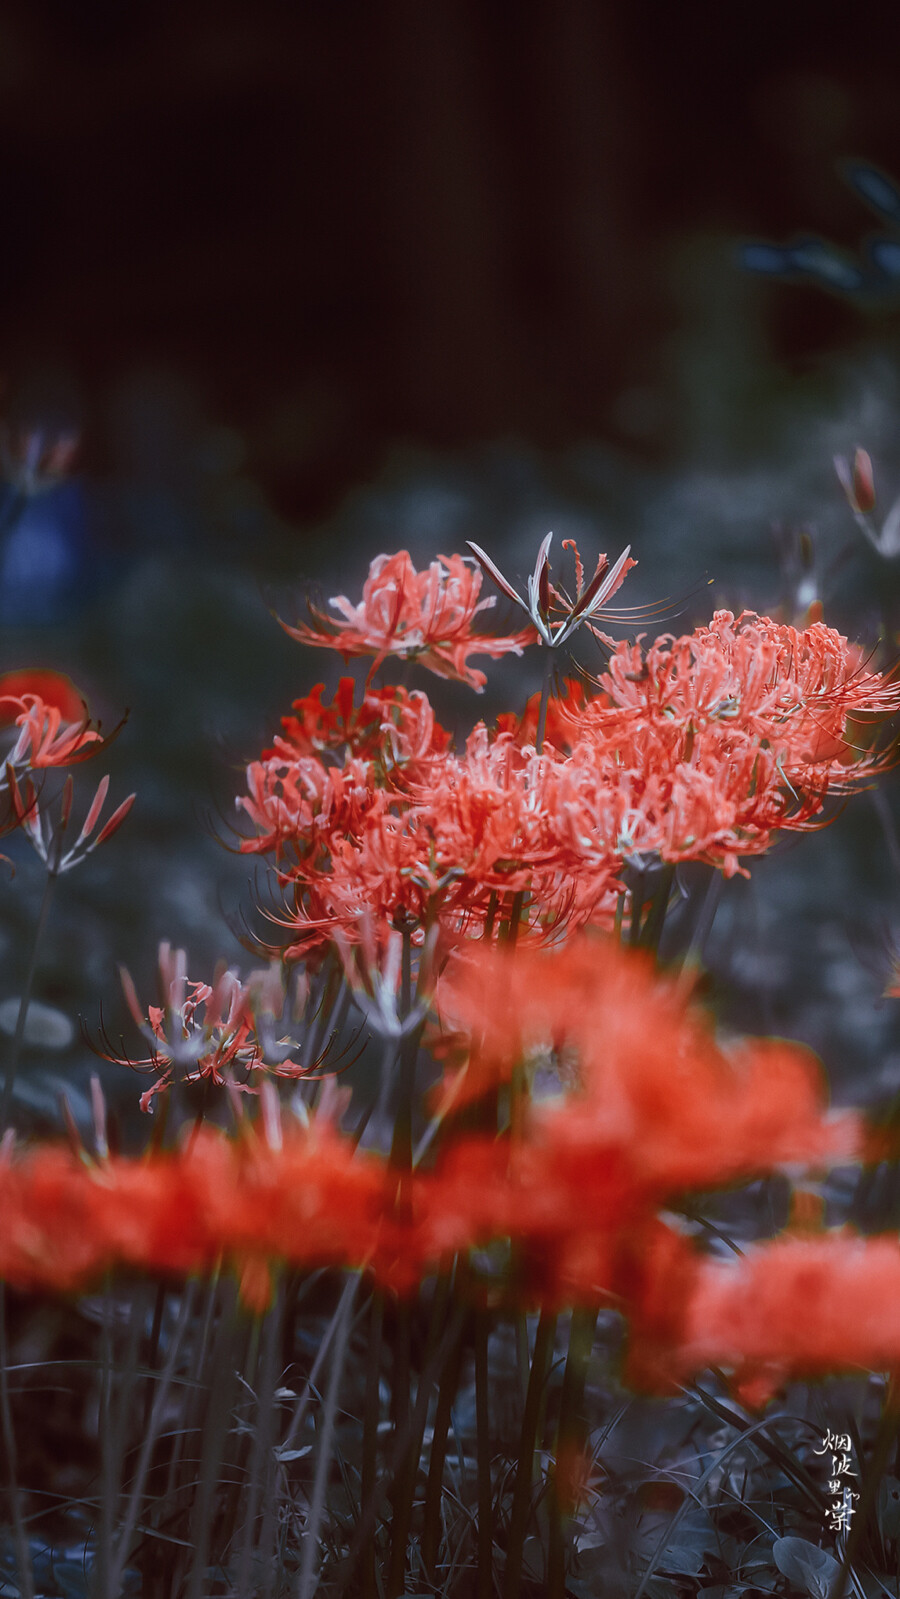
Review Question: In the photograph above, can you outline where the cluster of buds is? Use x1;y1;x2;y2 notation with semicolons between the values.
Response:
466;533;637;649
8;768;134;875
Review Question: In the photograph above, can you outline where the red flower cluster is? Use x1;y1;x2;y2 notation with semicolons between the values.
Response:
561;610;900;877
0;938;875;1361
238;584;900;968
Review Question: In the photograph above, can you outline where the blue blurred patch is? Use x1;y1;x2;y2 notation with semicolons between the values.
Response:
843;161;900;222
0;481;94;626
737;242;796;276
738;160;900;306
867;237;900;279
787;237;866;292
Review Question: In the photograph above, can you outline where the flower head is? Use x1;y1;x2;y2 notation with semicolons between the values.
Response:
278;551;536;689
104;945;315;1111
466;533;637;648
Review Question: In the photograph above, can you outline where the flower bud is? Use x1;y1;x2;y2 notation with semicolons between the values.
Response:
835;448;876;514
852;447;877;514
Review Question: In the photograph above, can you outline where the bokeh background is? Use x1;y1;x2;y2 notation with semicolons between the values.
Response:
2;0;900;1135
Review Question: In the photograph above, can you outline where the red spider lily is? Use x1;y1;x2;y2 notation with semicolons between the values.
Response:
270;677;452;765
240;600;900;969
0;669;87;726
238;748;355;858
0;1121;398;1291
555;609;900;876
0;691;104;770
657;1230;900;1404
591;610;900;784
278;551;536;689
106;944;317;1110
430;937;861;1191
466;533;637;648
255;730;621;958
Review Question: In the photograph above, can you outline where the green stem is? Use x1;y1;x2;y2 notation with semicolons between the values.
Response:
1;863;58;1127
389;928;418;1172
236;1291;283;1599
503;1310;558;1599
334;1304;468;1599
386;1273;454;1599
360;1292;384;1599
474;1312;494;1599
535;644;556;756
386;926;420;1591
0;1287;33;1599
297;1277;357;1599
547;1306;596;1599
185;1285;243;1599
629;862;676;956
422;1300;469;1581
640;863;675;955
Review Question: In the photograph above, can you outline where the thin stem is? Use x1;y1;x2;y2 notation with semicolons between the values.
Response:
474;1313;493;1599
185;1284;243;1599
297;1275;357;1599
678;866;723;978
639;862;675;954
334;1304;468;1599
0;1287;33;1599
534;644;556;756
108;1282;196;1598
387;1296;412;1555
360;1292;384;1599
143;1282;167;1432
389;927;417;1171
547;1306;596;1599
503;1309;558;1599
1;863;58;1127
237;1291;283;1599
386;1274;455;1598
422;1301;469;1582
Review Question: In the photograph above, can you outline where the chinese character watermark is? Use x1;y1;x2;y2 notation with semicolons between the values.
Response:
814;1429;859;1534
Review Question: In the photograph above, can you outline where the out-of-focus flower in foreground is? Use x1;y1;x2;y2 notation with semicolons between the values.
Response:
654;1232;900;1405
278;550;536;689
432;935;861;1190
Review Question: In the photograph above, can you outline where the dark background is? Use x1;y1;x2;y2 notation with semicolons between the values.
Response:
2;0;899;518
3;0;900;1134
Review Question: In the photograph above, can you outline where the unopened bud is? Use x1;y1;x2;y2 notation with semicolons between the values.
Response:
835;448;877;515
538;556;551;618
852;447;876;513
93;790;136;847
